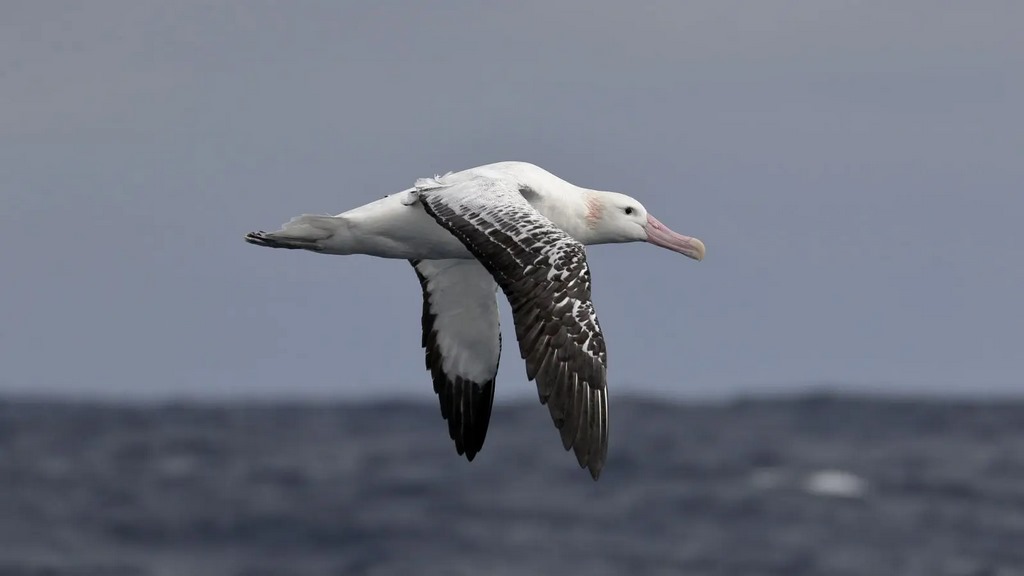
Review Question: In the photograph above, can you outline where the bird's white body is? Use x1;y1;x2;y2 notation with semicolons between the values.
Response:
314;192;470;259
245;160;704;480
272;162;620;261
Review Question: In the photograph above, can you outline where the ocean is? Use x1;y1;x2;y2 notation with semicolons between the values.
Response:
1;394;1022;576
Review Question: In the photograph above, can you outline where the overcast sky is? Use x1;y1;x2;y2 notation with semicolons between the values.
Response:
2;2;1021;402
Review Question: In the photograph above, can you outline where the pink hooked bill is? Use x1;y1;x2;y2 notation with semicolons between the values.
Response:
646;215;706;261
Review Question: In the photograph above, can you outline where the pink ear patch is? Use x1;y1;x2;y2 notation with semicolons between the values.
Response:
585;194;604;228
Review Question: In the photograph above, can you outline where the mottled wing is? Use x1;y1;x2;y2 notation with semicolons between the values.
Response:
415;177;609;479
411;258;501;461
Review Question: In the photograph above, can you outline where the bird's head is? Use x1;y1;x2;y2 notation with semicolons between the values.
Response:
586;191;706;261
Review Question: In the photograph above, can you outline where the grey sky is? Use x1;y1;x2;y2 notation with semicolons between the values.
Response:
2;2;1021;401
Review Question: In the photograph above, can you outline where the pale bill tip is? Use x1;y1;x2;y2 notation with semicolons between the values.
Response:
689;237;706;261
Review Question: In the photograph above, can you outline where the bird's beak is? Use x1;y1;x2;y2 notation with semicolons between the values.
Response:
645;214;706;261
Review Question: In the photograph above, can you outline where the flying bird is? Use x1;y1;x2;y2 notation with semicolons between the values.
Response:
244;161;705;479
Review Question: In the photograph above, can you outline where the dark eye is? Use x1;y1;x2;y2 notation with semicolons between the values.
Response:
624;207;634;215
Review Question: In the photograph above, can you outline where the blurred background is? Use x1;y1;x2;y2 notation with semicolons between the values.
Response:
1;2;1022;575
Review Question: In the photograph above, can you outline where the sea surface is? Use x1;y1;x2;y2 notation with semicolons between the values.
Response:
1;394;1023;576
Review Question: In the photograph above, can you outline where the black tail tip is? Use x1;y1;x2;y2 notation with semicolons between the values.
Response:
244;231;324;251
244;231;272;247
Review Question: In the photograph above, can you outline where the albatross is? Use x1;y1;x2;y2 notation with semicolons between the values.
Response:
244;161;705;479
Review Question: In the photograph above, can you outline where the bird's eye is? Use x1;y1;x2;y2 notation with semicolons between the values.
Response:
624;207;634;215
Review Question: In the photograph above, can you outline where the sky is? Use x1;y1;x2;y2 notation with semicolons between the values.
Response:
2;1;1022;402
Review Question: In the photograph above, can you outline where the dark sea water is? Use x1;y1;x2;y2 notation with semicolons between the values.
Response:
2;394;1024;576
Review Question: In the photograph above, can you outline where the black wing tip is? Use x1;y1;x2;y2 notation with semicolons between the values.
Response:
577;443;607;480
436;377;496;464
563;440;604;480
542;375;608;481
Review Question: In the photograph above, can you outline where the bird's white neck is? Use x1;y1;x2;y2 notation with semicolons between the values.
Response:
536;189;608;245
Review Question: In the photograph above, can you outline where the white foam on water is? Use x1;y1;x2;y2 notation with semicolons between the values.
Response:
802;469;869;499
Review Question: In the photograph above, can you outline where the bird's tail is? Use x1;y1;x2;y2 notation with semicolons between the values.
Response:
244;214;344;252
